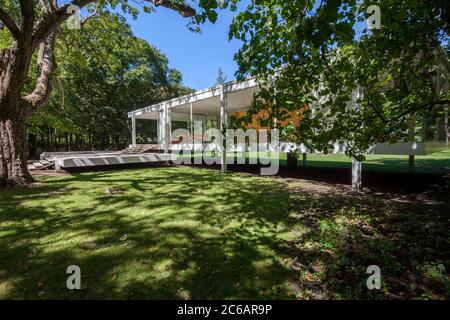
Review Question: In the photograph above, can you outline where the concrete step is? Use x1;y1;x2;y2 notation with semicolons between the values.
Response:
122;144;161;154
31;160;55;170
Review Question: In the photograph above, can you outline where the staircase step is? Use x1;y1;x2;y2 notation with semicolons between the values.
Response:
33;162;44;169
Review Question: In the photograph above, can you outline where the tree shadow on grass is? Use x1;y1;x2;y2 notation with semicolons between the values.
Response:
0;168;296;299
0;167;448;299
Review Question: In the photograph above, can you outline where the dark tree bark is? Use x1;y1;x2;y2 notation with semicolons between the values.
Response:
0;115;33;185
0;40;35;185
0;31;55;185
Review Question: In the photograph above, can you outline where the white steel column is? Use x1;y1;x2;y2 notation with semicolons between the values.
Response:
220;85;228;173
352;157;362;192
189;102;194;142
351;87;363;192
157;112;160;144
131;115;136;146
157;109;164;147
408;115;415;173
164;104;170;153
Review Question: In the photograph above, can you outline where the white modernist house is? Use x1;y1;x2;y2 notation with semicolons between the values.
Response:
45;79;259;176
127;76;448;190
128;78;260;148
44;71;447;191
128;77;262;173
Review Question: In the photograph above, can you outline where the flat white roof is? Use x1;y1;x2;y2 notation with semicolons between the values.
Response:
128;77;261;119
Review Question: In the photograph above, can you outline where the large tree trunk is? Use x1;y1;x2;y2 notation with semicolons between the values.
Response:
0;31;56;186
0;114;34;185
0;41;35;186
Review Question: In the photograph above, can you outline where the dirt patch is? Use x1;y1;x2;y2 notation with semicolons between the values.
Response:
31;170;70;177
279;177;352;196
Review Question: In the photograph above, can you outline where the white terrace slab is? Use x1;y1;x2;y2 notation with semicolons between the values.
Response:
54;153;176;171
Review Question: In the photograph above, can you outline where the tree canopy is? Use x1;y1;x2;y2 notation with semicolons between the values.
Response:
230;0;450;158
25;12;192;153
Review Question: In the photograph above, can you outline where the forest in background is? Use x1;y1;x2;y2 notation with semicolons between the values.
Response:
1;12;192;158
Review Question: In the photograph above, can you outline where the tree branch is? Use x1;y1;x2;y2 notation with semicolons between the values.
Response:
80;8;101;27
367;97;387;123
22;32;57;114
39;0;51;14
32;0;96;47
379;99;450;136
0;8;20;39
50;0;59;11
150;0;196;17
320;45;344;87
32;0;196;49
19;0;35;35
400;99;450;118
21;0;197;113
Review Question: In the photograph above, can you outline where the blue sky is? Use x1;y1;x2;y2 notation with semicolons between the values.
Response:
120;2;368;91
124;7;244;90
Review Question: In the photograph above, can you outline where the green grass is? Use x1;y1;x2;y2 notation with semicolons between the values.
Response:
301;149;450;173
181;149;450;173
0;167;449;299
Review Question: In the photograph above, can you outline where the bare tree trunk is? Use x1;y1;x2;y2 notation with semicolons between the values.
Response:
0;115;34;185
0;42;35;186
0;33;56;186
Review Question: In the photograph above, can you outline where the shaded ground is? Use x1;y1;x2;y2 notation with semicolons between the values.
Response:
184;162;450;201
0;167;449;299
26;170;70;178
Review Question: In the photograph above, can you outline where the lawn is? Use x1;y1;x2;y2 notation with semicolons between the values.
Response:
185;149;450;173
299;149;450;173
0;166;449;299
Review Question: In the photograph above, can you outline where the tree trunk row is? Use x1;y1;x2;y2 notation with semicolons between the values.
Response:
27;129;128;156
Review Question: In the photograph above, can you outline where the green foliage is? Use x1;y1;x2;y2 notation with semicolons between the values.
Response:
230;0;450;157
26;12;192;150
0;0;17;48
0;28;12;49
